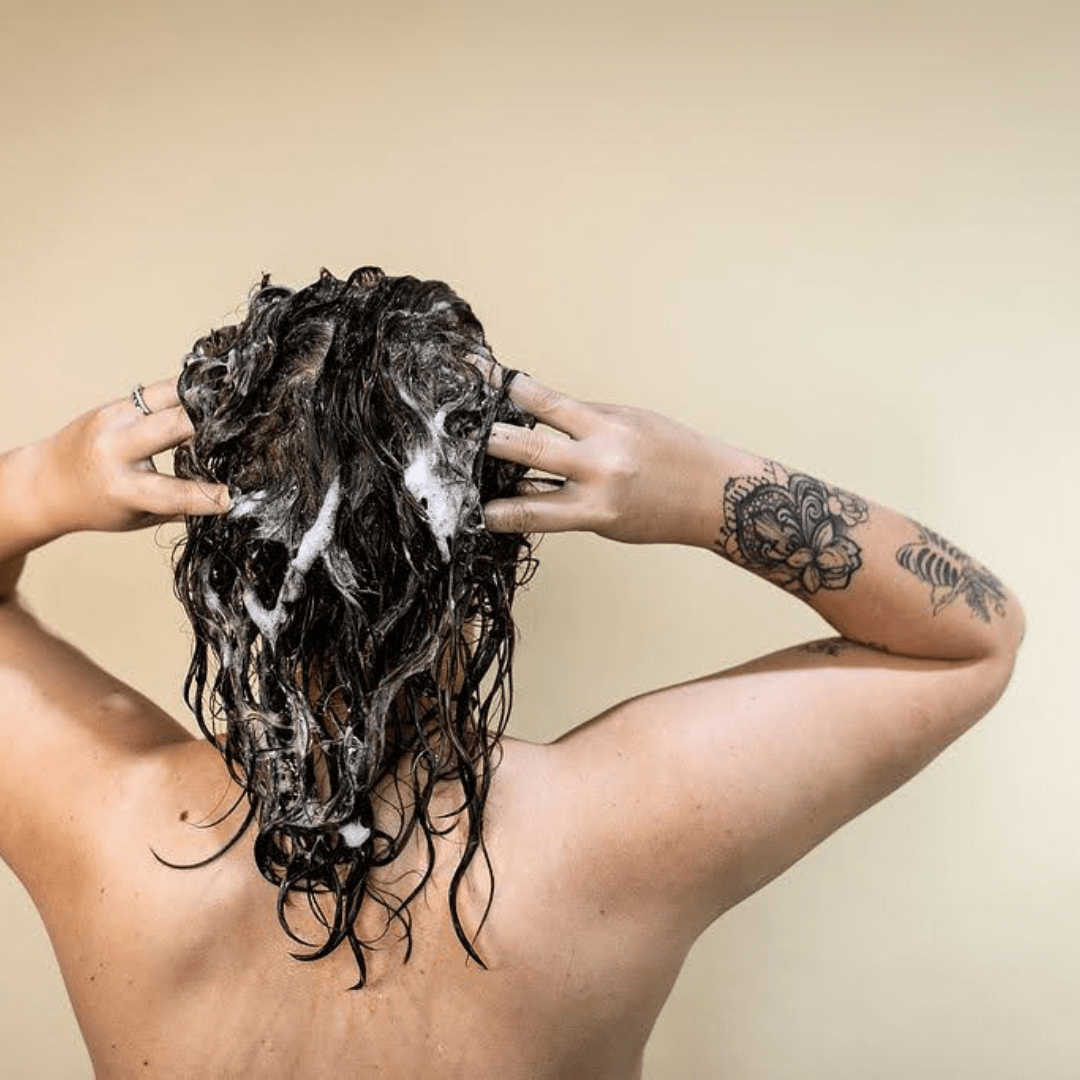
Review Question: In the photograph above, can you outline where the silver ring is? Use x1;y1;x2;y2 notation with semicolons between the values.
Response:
131;383;152;416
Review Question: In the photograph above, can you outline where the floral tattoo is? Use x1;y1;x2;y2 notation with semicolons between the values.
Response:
896;523;1007;622
717;461;869;595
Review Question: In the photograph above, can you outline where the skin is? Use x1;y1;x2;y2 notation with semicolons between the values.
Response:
0;374;1023;1078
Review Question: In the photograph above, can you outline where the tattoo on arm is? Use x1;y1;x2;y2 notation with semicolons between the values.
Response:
896;523;1007;622
801;638;850;657
715;461;869;597
801;638;891;657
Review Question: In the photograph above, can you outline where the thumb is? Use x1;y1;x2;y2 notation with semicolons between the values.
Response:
142;476;232;519
483;489;580;534
181;480;232;516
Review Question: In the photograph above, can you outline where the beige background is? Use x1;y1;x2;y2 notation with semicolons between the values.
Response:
1;1;1077;1076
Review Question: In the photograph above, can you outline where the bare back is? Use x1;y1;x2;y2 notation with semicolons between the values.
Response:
36;635;1015;1078
51;737;680;1079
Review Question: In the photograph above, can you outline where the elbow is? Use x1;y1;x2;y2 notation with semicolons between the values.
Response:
965;577;1026;668
994;590;1027;666
978;599;1025;709
956;589;1025;717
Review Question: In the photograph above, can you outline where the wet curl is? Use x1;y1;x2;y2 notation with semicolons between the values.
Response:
171;266;536;987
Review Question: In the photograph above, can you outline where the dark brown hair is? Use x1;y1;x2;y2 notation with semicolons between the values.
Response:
171;266;535;987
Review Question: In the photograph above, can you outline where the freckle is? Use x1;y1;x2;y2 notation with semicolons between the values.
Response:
89;975;95;983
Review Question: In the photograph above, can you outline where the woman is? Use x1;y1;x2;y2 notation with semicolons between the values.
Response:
0;267;1023;1078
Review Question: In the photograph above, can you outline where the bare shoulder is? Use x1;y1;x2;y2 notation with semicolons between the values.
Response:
534;638;1017;945
0;595;201;905
46;737;255;945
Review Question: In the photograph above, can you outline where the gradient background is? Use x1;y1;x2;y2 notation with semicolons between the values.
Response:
1;1;1077;1076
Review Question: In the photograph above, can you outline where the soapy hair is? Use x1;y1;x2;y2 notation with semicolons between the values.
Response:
171;266;536;987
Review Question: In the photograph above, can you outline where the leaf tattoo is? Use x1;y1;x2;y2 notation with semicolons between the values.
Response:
896;523;1007;622
717;462;869;596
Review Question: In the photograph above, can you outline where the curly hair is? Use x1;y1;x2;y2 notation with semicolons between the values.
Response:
171;266;536;987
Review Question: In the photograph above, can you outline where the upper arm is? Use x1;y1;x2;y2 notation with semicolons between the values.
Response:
0;594;194;901
544;637;1017;943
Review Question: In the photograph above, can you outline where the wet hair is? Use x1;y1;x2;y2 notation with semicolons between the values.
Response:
171;266;536;987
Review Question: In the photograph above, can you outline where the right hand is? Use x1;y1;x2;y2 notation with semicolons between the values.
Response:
33;379;231;537
482;373;724;548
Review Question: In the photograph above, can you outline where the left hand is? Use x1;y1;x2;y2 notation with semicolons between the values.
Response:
34;378;231;535
483;373;726;548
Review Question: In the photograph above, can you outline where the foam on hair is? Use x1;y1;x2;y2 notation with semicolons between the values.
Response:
171;266;537;987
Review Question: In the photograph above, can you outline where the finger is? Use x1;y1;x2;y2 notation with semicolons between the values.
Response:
501;373;596;438
123;405;195;458
516;478;565;496
137;378;182;412
486;422;579;477
482;490;581;534
131;473;232;518
466;353;501;387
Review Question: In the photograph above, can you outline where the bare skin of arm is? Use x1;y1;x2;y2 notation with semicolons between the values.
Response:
0;382;229;900
483;373;1024;943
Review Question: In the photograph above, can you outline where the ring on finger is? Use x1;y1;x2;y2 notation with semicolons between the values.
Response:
131;383;153;416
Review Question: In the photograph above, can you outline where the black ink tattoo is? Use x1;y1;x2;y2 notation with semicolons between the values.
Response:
716;461;869;596
896;523;1007;622
802;638;891;656
802;639;849;656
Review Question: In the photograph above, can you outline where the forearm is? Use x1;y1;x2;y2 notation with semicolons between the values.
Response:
691;441;1024;662
450;372;1023;663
